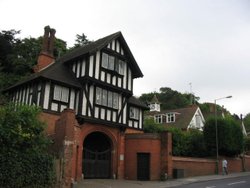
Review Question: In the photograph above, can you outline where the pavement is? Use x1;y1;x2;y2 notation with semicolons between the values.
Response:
75;171;250;188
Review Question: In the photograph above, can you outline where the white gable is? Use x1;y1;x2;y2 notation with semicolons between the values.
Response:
187;107;205;130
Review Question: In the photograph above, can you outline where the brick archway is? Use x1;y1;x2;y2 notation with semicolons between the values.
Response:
76;124;120;180
83;131;112;178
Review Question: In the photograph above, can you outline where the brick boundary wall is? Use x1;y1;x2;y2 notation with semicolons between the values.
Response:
173;155;250;178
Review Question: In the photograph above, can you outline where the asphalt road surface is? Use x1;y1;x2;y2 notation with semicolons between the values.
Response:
173;175;250;188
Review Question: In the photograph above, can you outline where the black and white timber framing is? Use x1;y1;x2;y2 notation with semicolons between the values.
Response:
5;32;148;130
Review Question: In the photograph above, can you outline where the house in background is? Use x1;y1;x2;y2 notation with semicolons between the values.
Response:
4;26;173;186
147;95;205;131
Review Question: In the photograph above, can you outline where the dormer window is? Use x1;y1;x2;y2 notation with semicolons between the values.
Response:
101;53;125;75
155;115;162;123
167;113;175;123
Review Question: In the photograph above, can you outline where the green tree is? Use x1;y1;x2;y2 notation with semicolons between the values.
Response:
71;33;92;49
0;104;55;187
144;117;167;133
0;29;68;90
185;129;207;157
204;117;244;157
167;127;188;156
244;113;250;133
139;87;199;111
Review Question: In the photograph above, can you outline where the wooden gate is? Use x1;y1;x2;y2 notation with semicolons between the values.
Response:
83;148;111;178
137;153;150;180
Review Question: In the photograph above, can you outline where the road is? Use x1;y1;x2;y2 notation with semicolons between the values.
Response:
173;175;250;188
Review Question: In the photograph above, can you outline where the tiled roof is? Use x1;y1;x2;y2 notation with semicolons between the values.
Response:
128;96;149;109
5;61;81;91
150;94;160;103
147;105;199;129
5;32;143;91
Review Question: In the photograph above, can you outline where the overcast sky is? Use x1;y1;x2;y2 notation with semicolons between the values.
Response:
1;0;250;116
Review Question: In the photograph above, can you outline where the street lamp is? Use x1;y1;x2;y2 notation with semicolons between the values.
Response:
214;95;232;174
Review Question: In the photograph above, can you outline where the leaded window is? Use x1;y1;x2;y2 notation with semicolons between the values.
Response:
53;85;69;103
102;52;125;75
130;107;139;120
95;87;119;109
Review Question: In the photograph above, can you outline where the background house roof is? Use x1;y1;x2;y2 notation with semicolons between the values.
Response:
147;105;200;129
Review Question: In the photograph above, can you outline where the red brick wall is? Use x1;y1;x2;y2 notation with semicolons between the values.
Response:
244;155;250;171
39;112;60;135
125;128;144;134
173;156;250;177
173;157;216;177
226;158;242;173
125;134;162;180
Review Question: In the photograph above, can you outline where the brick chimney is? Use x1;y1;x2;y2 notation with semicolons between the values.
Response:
33;26;56;72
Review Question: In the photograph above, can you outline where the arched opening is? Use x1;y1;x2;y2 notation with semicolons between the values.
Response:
83;132;112;179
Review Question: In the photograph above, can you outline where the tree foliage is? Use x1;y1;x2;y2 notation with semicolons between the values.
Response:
0;104;55;187
144;118;207;157
204;117;244;157
167;127;207;157
139;87;199;111
144;117;167;133
72;33;92;49
0;29;68;90
244;113;250;133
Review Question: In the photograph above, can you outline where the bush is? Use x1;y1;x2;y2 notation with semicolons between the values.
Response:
144;117;167;133
167;128;207;157
204;117;243;157
0;104;55;187
185;129;208;157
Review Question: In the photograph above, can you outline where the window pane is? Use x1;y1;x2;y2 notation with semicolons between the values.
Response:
108;56;115;70
96;87;102;105
130;107;139;119
53;85;61;101
102;53;108;68
107;91;113;107
61;87;69;103
118;60;125;75
102;89;107;106
134;108;139;119
113;93;118;109
167;113;175;122
130;107;134;118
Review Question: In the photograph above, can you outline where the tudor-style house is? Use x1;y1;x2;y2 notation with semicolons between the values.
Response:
147;95;205;131
5;26;150;182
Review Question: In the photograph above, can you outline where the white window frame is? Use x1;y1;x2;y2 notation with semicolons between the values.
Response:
154;115;162;123
167;113;175;123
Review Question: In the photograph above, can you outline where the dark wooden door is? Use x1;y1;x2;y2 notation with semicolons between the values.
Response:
137;153;150;180
83;148;111;178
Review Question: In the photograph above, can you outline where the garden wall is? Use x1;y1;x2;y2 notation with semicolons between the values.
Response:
173;155;250;178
